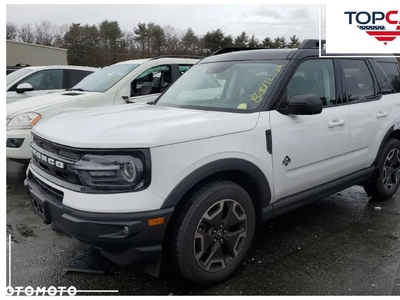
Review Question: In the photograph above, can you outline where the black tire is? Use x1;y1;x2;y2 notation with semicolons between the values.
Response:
364;138;400;201
173;180;256;285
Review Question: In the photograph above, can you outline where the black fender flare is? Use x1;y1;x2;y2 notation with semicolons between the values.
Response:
373;125;396;166
160;158;272;210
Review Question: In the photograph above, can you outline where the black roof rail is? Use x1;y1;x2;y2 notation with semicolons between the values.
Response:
298;39;326;49
211;47;266;56
149;55;204;60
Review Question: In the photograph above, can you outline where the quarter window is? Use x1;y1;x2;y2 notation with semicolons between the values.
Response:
369;60;395;94
179;65;192;75
287;59;337;107
378;62;400;93
340;60;375;102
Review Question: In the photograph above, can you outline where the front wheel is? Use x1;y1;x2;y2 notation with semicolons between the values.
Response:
364;138;400;201
173;180;256;285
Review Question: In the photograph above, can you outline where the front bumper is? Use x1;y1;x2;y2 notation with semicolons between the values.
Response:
25;167;174;266
6;129;33;161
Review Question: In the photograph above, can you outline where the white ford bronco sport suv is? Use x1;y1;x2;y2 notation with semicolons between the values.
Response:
25;40;400;285
7;57;198;164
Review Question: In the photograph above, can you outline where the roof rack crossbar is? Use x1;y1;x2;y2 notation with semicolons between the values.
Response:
211;47;266;56
298;39;326;49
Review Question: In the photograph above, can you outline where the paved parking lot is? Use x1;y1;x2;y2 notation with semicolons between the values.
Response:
6;160;400;295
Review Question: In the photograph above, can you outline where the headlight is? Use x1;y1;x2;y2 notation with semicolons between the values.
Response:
7;113;42;131
73;154;144;189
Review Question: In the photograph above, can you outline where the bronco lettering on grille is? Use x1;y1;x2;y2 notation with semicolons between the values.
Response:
32;148;65;169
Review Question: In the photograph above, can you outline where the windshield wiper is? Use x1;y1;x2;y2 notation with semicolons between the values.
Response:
66;88;89;92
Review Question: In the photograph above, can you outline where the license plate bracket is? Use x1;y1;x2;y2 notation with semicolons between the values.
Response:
31;194;51;224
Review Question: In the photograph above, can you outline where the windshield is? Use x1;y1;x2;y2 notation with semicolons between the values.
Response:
72;63;140;92
156;60;286;112
6;68;33;85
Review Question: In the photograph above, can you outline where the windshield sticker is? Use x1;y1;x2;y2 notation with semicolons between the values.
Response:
237;103;248;109
250;65;284;103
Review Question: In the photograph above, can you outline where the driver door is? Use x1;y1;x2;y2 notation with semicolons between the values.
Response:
269;58;350;201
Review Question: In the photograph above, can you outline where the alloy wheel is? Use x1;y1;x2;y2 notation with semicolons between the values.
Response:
382;148;400;191
193;199;247;272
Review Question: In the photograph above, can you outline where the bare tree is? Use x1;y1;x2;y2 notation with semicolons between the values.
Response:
35;20;54;46
6;22;18;40
19;23;35;43
164;25;181;55
53;24;68;47
124;31;137;55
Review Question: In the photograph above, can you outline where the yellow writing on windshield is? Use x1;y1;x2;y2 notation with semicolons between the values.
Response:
250;65;284;103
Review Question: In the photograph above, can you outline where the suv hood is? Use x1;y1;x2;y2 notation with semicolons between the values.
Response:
7;91;102;117
33;104;260;148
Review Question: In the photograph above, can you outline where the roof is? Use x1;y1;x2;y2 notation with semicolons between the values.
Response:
115;57;200;66
6;40;68;52
20;65;98;72
199;48;398;64
200;49;296;64
115;59;151;65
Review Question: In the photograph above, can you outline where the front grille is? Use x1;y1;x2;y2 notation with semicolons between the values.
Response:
29;171;64;203
31;135;82;185
33;135;81;161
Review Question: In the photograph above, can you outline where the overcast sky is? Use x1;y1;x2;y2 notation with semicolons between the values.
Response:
7;4;323;41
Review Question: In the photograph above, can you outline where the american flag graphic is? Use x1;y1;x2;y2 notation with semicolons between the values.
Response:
358;23;400;45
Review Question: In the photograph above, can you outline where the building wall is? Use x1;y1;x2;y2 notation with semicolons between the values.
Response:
7;40;68;66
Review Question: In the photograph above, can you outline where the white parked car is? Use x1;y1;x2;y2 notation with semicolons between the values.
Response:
6;65;97;104
7;57;199;164
25;40;400;285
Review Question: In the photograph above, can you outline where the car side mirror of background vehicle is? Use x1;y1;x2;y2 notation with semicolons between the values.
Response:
16;83;34;94
285;94;323;115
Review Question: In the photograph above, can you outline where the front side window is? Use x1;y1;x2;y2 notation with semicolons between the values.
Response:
73;63;140;92
286;59;337;107
39;70;63;90
22;71;44;89
156;60;287;112
340;59;376;102
10;69;64;91
131;65;171;96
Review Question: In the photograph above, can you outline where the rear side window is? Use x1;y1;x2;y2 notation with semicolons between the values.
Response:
340;60;375;103
67;70;93;88
378;62;400;93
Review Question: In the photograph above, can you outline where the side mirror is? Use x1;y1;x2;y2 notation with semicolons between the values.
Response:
16;83;34;94
286;94;323;115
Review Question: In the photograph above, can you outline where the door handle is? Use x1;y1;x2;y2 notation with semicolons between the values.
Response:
328;119;346;128
376;111;389;118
